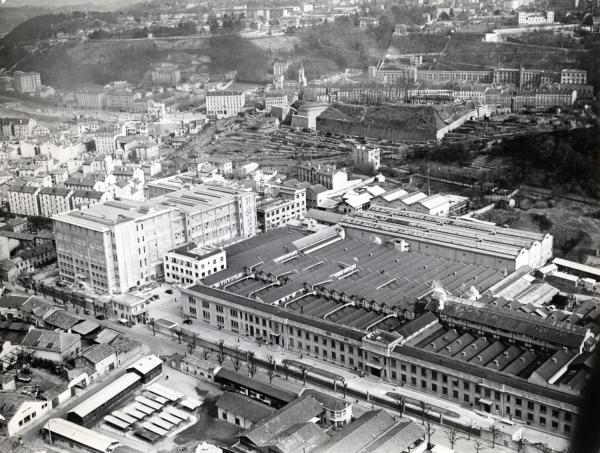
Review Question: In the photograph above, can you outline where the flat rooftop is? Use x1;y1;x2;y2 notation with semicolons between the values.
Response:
54;199;173;231
149;184;252;213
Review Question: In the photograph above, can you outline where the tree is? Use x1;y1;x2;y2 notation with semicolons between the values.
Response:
446;428;462;449
266;354;276;383
419;401;431;425
473;439;484;453
246;351;257;377
424;422;435;449
216;339;226;366
232;346;242;373
489;424;500;448
342;380;348;399
392;394;406;417
201;349;210;360
149;318;156;336
282;362;289;381
173;327;183;344
466;419;476;440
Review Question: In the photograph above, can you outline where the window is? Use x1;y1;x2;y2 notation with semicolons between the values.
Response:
421;380;427;389
391;371;397;380
564;425;571;434
515;409;522;418
442;387;448;396
552;421;559;429
516;398;522;406
432;383;437;392
230;309;238;317
527;413;534;422
540;405;546;414
464;382;470;391
527;401;534;410
431;370;437;380
464;394;470;403
452;390;459;399
203;311;210;320
442;374;448;383
565;413;572;422
189;307;197;315
540;417;546;426
552;409;559;418
202;300;209;308
411;365;416;374
411;377;417;386
216;305;223;313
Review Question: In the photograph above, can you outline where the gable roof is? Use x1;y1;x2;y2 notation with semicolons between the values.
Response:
81;343;116;364
216;391;276;423
240;396;324;448
44;310;83;331
21;328;80;353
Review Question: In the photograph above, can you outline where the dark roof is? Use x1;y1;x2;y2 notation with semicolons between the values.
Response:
0;295;29;310
215;391;276;422
81;343;116;364
362;419;425;453
214;367;297;403
300;389;351;412
314;410;395;453
38;187;73;196
22;328;80;352
8;185;39;194
240;396;324;448
437;300;588;349
395;344;580;406
397;311;438;339
44;310;83;331
185;285;366;341
71;319;101;336
72;189;105;199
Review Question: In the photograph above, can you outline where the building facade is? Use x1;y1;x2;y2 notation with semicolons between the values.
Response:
206;91;245;118
8;185;41;216
38;187;74;218
164;244;226;285
14;71;41;93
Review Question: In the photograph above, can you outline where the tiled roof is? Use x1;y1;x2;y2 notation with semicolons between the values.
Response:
22;328;80;353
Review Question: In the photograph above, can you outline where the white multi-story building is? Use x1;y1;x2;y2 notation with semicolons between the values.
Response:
38;187;74;218
75;92;105;110
257;186;307;232
517;10;554;25
265;92;291;112
560;69;587;85
8;185;41;216
94;132;119;155
164;244;226;285
206;91;245;118
54;184;257;294
54;199;180;294
13;71;41;93
149;184;258;247
352;145;380;172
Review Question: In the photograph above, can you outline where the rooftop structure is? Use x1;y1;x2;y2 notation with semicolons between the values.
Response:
43;418;119;452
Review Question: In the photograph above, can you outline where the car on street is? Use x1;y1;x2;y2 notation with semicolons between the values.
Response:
183;319;193;325
95;314;106;320
165;289;173;294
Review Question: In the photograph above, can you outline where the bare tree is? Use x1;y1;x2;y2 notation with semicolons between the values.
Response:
201;349;210;360
247;351;257;378
446;428;462;449
516;437;526;452
419;400;431;425
282;361;289;380
424;421;435;450
466;419;476;440
392;394;406;417
342;380;348;399
232;345;242;373
173;327;183;344
489;424;500;448
473;439;484;453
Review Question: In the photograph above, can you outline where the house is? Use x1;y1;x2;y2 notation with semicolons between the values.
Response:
216;391;276;429
44;309;83;332
0;393;52;436
21;328;81;363
75;343;118;377
20;296;54;327
0;321;32;344
0;295;29;320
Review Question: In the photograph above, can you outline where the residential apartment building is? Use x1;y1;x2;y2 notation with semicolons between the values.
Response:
517;10;554;25
164;243;226;285
71;189;112;209
298;164;348;190
13;71;41;93
38;187;74;218
151;67;181;86
53;199;180;294
352;145;381;171
0;118;36;139
104;92;141;112
257;186;307;232
560;69;587;85
75;92;105;110
265;91;290;112
206;91;245;118
8;185;41;216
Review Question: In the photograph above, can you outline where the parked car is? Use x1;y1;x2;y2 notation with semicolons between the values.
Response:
151;294;160;300
16;375;32;383
165;289;173;295
183;319;193;325
95;314;106;320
